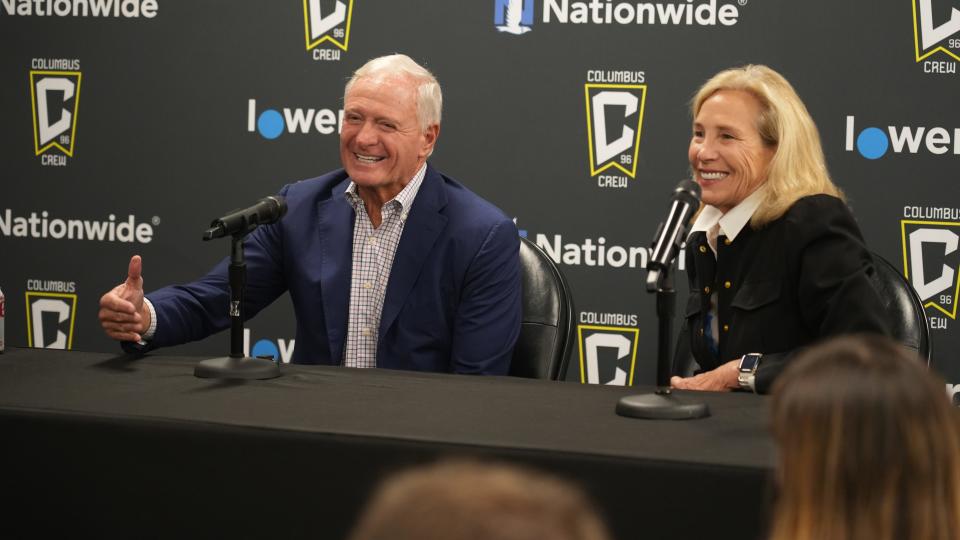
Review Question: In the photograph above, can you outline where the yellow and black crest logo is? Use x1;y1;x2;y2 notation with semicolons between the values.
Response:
912;0;960;63
30;70;82;157
303;0;354;53
25;292;78;349
577;324;639;386
901;219;960;319
584;84;646;178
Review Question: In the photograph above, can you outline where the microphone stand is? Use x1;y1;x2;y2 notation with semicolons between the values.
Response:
194;232;281;380
615;264;709;419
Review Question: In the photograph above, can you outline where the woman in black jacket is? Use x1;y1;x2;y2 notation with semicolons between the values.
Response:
670;65;889;394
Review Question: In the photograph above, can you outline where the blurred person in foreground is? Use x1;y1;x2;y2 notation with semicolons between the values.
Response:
670;64;889;394
97;54;521;374
347;460;611;540
769;334;960;540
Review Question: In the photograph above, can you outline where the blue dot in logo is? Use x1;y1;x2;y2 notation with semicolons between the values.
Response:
257;109;284;140
251;339;279;360
856;127;888;160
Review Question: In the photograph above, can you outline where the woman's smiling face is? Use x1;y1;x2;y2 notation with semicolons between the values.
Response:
688;89;776;214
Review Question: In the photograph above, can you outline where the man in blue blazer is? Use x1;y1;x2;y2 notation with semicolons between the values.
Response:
98;54;521;375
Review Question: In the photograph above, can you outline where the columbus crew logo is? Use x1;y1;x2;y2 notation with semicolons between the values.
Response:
303;0;354;56
25;292;78;349
30;69;82;159
912;0;960;63
584;83;647;178
902;220;960;318
577;325;639;386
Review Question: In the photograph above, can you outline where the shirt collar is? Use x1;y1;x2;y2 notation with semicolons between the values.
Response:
689;187;765;242
344;163;427;219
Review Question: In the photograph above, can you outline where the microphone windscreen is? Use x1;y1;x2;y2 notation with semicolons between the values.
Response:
674;179;701;204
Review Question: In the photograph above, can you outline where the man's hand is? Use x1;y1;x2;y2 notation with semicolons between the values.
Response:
98;255;151;342
670;359;741;392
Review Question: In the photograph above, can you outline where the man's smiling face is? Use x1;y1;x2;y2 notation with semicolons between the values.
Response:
340;75;437;203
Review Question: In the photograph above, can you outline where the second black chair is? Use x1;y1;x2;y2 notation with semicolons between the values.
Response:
870;252;931;362
509;236;575;380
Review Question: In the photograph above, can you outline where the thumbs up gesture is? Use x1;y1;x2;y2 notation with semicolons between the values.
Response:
98;255;151;342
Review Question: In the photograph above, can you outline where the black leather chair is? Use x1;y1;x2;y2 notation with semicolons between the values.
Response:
509;236;575;380
870;252;931;362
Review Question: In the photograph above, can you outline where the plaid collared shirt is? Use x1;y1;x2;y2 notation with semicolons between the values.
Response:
342;164;426;368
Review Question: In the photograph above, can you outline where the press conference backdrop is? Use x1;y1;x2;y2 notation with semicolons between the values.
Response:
2;1;959;392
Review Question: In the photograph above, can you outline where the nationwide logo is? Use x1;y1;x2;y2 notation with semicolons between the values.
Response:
0;209;159;243
30;59;82;166
1;0;159;17
303;0;354;61
901;209;960;330
845;116;959;159
247;99;344;140
244;328;295;363
577;319;639;385
495;0;534;34
25;280;78;350
912;0;960;74
532;231;687;270
493;0;742;33
585;71;647;188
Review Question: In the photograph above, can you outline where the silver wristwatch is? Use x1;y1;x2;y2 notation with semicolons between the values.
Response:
737;353;762;393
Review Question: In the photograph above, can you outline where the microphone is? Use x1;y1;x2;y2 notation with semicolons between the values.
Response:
615;178;710;420
646;180;701;291
203;195;287;240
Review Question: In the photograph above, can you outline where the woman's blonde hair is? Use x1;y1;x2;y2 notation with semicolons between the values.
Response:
691;65;842;227
770;335;960;540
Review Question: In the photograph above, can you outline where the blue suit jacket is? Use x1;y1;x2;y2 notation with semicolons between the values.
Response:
143;164;522;374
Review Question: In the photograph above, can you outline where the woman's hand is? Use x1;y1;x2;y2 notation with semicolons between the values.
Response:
670;359;741;391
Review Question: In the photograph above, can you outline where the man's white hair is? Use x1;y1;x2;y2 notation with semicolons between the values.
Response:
344;54;442;132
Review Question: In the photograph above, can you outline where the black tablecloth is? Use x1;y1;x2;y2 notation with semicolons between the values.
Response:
0;348;776;539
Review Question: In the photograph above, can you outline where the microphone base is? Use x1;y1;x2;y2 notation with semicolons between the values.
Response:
616;391;710;420
194;356;281;380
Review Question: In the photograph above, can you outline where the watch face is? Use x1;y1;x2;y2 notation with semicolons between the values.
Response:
739;354;761;372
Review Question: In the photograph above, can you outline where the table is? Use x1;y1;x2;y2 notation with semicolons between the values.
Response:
0;348;776;539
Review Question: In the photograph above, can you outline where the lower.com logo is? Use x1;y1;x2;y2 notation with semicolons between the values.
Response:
845;115;959;159
247;99;343;140
243;328;294;363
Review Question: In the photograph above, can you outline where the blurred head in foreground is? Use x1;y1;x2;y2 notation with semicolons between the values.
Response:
770;334;960;540
347;460;611;540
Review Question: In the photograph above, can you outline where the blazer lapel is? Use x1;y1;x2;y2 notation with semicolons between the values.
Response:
378;165;448;341
317;179;355;364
